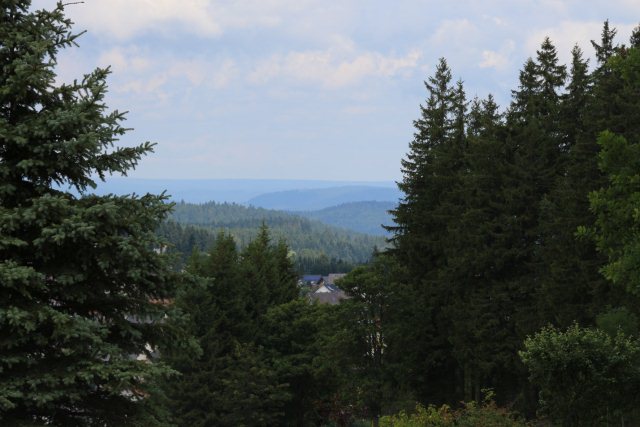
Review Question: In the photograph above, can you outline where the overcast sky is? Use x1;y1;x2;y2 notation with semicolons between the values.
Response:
31;0;640;181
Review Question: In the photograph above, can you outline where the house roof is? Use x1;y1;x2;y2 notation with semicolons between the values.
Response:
309;282;348;305
310;289;348;305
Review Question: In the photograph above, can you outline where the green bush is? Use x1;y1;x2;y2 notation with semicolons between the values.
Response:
520;324;640;426
379;395;527;427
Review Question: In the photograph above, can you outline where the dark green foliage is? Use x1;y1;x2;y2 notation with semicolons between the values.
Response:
591;20;618;67
536;44;609;328
163;228;321;426
156;220;217;263
445;93;525;403
387;57;466;403
596;306;639;337
240;224;298;317
520;325;640;426
0;1;178;424
332;255;404;423
588;131;640;295
259;299;331;426
380;396;528;427
385;22;640;419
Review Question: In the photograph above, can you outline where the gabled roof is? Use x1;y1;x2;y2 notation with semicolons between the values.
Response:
309;284;348;304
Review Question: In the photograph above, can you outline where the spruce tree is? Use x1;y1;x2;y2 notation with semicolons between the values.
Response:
388;58;467;403
165;233;290;426
444;95;526;403
536;44;608;327
560;45;591;149
535;37;567;121
0;1;177;424
591;20;617;68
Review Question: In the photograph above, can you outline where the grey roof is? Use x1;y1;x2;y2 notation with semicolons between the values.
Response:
309;290;348;305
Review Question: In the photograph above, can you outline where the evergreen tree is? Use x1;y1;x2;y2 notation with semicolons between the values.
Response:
259;299;330;426
165;233;289;426
535;37;567;122
509;58;540;121
591;20;617;68
387;58;465;403
0;1;177;424
441;38;567;408
444;95;527;403
535;43;615;328
334;255;397;425
239;224;298;321
560;45;591;149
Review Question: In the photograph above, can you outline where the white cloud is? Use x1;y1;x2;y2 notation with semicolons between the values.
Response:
95;47;238;103
430;19;479;47
480;50;508;70
249;40;422;88
30;0;328;41
57;0;222;40
98;47;151;74
479;40;515;70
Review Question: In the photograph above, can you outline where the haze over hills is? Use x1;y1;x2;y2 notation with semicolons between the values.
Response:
296;201;396;236
87;178;398;205
247;185;402;211
83;179;402;236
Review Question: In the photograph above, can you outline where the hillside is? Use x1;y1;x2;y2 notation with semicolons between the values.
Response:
247;185;402;211
161;201;387;273
297;201;397;236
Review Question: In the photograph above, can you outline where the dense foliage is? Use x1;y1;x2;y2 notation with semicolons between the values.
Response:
160;227;352;426
0;1;178;424
379;22;640;417
379;397;528;427
521;324;640;425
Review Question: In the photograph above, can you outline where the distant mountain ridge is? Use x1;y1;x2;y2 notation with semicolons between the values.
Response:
297;201;397;236
248;185;402;211
85;178;397;204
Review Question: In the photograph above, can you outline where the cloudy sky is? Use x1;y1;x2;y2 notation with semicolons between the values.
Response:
31;0;640;181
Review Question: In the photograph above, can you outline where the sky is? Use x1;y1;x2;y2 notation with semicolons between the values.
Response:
31;0;640;182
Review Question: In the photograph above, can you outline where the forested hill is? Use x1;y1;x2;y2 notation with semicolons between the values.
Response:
247;185;401;211
160;201;386;272
296;201;396;236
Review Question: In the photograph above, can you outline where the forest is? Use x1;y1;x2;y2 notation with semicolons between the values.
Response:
157;201;386;273
2;1;640;426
